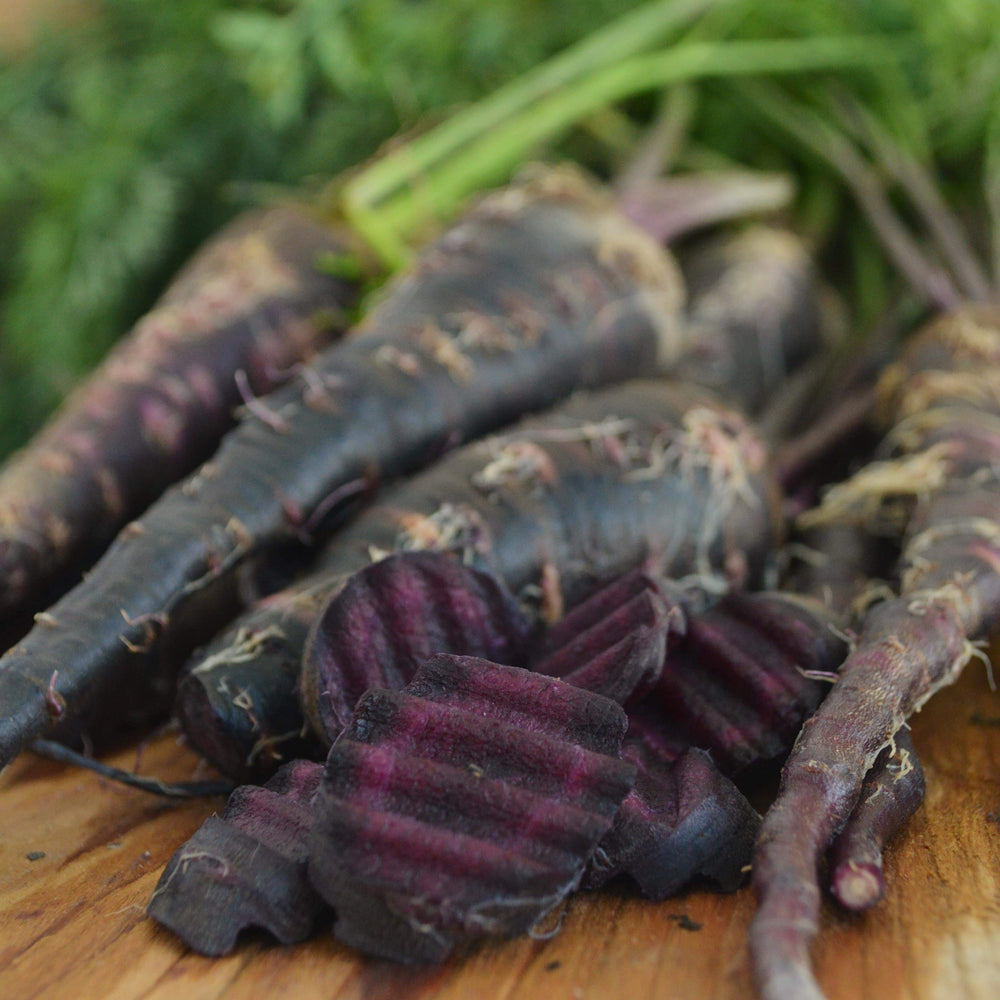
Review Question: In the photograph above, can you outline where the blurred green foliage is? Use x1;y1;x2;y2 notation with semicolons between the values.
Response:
0;0;644;456
3;0;1000;459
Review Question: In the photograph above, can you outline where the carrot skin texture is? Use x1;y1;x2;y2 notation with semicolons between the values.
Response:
0;206;360;620
0;173;686;769
750;305;1000;1000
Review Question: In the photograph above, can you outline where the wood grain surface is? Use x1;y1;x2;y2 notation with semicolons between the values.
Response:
2;662;999;1000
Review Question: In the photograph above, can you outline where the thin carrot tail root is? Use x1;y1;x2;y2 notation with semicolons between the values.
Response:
750;779;849;1000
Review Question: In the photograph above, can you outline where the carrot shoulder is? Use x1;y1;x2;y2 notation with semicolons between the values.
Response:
0;170;685;769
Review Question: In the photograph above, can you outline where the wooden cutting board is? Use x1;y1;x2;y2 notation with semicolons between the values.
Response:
2;662;999;1000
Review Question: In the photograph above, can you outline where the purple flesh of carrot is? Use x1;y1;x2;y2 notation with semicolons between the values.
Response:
304;551;531;741
530;568;682;705
308;654;635;963
750;305;1000;1000
0;169;695;768
0;206;360;622
147;758;326;955
629;592;847;775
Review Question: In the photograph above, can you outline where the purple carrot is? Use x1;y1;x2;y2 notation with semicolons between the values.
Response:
303;551;531;742
628;592;848;775
750;305;1000;1000
0;169;696;768
530;568;683;704
587;743;761;899
177;221;824;781
147;759;326;955
827;726;925;911
297;379;781;739
308;654;635;963
0;206;360;622
672;225;825;413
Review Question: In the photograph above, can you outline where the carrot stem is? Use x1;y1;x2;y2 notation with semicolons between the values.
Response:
356;37;887;267
743;81;962;311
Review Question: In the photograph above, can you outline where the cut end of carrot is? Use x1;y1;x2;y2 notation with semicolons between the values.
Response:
830;858;885;911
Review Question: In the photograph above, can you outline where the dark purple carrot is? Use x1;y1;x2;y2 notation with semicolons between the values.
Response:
0;169;696;768
671;225;826;414
0;206;361;622
304;551;531;741
586;743;761;899
530;568;682;705
147;758;327;955
308;653;635;963
176;221;824;780
750;305;1000;1000
181;379;782;776
827;726;925;912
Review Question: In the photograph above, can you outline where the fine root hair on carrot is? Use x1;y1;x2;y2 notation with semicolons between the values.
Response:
890;370;1000;420
189;625;288;677
849;578;897;621
797;443;954;530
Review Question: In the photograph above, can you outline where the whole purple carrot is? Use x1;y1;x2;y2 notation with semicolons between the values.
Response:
750;305;1000;1000
0;169;691;768
0;206;361;622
